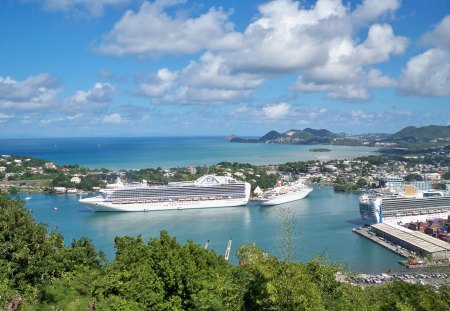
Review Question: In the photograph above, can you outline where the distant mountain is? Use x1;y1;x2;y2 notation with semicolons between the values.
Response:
257;130;281;142
303;128;338;137
229;124;450;147
392;125;450;139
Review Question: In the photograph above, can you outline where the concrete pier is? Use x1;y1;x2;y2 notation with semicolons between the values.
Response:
353;227;412;258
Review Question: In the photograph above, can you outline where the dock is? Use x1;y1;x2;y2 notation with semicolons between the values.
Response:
353;227;411;258
371;223;450;260
354;224;450;269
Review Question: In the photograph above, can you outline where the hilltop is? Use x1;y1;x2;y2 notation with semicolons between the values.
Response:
391;125;450;140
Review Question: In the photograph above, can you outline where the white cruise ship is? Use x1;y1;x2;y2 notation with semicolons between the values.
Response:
79;175;251;212
260;179;313;206
359;185;450;225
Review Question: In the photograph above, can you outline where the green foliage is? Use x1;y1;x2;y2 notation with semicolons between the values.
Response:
51;173;74;188
0;191;103;309
94;231;242;310
0;192;60;292
237;245;324;311
78;175;106;191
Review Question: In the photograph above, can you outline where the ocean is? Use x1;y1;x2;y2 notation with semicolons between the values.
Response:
0;136;377;169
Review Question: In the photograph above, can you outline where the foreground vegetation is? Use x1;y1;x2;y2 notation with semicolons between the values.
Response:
1;192;450;310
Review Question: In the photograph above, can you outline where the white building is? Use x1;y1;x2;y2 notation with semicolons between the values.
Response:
70;176;82;184
425;173;441;181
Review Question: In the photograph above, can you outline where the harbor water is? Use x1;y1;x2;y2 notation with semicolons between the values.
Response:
21;187;403;273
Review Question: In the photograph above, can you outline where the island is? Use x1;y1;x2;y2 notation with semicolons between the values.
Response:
309;148;331;152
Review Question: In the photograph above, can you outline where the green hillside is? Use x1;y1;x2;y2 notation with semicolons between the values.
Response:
392;125;450;139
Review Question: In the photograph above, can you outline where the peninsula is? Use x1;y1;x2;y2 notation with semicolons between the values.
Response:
229;125;450;148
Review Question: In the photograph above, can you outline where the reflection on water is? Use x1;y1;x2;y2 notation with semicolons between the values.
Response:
24;187;404;273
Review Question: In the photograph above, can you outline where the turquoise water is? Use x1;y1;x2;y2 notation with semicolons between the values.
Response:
0;137;377;169
21;187;403;273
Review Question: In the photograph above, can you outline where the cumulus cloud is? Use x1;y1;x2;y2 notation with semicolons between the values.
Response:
26;0;132;17
137;53;262;104
102;113;128;123
97;1;242;55
262;103;292;119
0;74;118;128
398;48;450;96
137;68;178;98
398;14;450;97
421;14;450;48
351;0;400;26
63;83;116;111
130;0;406;104
0;74;59;110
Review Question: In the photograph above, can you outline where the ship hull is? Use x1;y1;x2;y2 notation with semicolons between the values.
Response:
80;196;249;212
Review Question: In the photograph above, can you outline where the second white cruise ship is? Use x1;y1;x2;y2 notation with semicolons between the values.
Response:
260;179;313;206
79;175;251;212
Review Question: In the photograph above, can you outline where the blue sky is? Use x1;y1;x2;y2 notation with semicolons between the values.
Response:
0;0;449;137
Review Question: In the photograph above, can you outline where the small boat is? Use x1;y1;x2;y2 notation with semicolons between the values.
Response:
24;196;32;200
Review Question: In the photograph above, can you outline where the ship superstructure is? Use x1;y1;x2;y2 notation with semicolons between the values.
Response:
359;185;450;225
79;175;251;212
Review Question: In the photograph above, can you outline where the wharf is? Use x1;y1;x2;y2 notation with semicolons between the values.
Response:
353;227;411;258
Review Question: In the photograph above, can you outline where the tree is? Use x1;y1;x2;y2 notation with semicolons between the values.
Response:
94;231;243;310
356;178;367;189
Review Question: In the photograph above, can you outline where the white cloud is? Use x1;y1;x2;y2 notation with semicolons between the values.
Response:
351;0;400;26
63;83;116;111
398;14;450;97
367;69;397;87
0;113;14;123
137;53;262;104
67;113;83;120
39;117;65;125
97;1;242;55
354;23;408;64
38;113;84;125
0;113;14;119
0;74;59;111
347;109;416;125
398;48;450;97
137;68;178;98
27;0;132;17
262;103;292;119
132;0;406;104
229;106;249;118
421;14;450;48
102;113;127;123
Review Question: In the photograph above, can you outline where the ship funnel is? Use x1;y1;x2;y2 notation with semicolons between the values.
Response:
404;185;417;197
